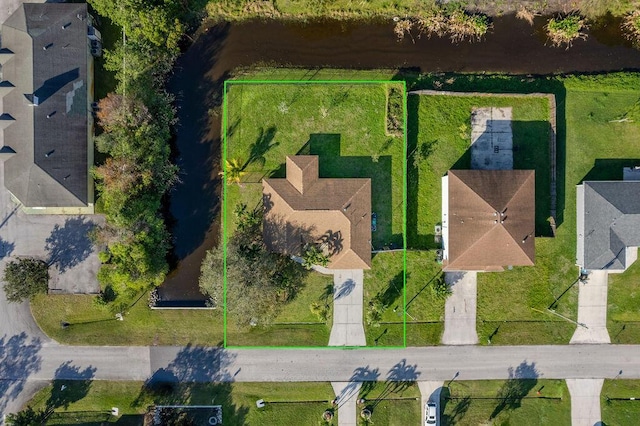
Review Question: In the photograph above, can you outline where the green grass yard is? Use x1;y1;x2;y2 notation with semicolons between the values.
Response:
363;250;444;346
24;381;337;426
442;379;570;425
224;81;405;346
608;253;640;344
358;381;421;426
601;380;640;426
30;292;223;346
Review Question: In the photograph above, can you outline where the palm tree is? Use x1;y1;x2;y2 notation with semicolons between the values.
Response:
220;158;246;185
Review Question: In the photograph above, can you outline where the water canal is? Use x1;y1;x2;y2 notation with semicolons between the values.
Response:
159;14;640;302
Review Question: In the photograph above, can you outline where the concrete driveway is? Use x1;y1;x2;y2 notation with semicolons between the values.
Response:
331;381;361;426
442;272;478;345
329;269;366;346
566;379;604;426
418;381;443;426
571;270;611;344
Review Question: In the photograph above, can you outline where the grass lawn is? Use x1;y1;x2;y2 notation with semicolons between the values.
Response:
608;253;640;344
358;381;420;426
363;251;444;346
25;381;337;425
601;380;640;426
443;379;570;425
224;81;405;346
30;292;223;346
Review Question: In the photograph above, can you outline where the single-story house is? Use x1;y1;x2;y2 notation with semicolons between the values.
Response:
576;173;640;272
0;3;94;213
262;155;371;270
441;169;535;271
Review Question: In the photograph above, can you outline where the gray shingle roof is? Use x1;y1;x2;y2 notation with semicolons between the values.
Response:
583;181;640;270
1;3;89;207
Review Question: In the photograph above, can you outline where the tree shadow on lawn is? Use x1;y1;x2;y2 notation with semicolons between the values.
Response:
133;345;248;424
489;360;539;420
46;361;97;411
375;271;404;309
276;133;398;249
403;74;567;246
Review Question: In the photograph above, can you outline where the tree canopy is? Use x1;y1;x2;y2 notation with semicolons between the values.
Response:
2;258;49;303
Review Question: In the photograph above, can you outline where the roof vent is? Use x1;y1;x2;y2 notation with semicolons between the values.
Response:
62;22;71;30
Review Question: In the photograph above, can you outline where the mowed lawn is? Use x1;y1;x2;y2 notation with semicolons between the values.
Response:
30;292;222;346
358;381;421;426
601;380;640;426
24;381;337;425
608;252;640;343
443;379;570;425
363;250;444;346
224;82;405;346
408;92;577;345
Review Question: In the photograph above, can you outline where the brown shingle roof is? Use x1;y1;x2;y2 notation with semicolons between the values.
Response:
445;169;535;271
262;155;371;270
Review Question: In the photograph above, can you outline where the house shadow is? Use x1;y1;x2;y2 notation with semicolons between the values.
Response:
580;158;640;182
403;73;567;248
270;133;397;249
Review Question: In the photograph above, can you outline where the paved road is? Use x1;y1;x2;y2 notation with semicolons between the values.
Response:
3;344;640;384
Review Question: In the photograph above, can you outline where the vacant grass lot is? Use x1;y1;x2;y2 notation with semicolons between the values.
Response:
224;81;405;346
443;379;570;425
601;380;640;426
30;292;223;346
358;381;421;426
25;381;337;425
363;250;444;346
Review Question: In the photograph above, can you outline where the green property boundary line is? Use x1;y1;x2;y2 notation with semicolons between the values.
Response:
222;79;407;349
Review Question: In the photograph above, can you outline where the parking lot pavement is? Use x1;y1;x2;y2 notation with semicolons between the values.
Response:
442;272;478;345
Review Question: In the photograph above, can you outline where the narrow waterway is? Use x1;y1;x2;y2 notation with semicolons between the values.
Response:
160;15;640;301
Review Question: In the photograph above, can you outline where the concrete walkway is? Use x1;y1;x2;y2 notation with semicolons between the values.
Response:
329;270;366;346
418;381;443;426
566;379;604;426
331;381;361;426
442;272;478;345
571;271;611;344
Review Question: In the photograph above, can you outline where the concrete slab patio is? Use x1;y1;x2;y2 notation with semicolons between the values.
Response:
329;269;366;346
331;381;362;426
442;272;478;345
571;270;611;344
566;378;604;426
471;107;513;170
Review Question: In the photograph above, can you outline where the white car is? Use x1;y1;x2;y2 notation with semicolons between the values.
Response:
425;401;437;425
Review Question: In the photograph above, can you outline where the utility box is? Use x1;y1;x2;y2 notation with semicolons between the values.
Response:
87;25;101;41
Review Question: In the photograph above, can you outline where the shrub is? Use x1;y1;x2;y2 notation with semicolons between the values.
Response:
546;14;588;48
2;258;49;303
622;10;640;46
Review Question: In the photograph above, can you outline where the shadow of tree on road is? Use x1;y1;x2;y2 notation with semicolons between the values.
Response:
133;345;247;424
0;236;14;259
0;333;43;413
45;217;96;273
46;361;97;410
489;360;539;420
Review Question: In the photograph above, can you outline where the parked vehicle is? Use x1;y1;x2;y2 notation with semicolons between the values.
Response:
425;401;437;425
